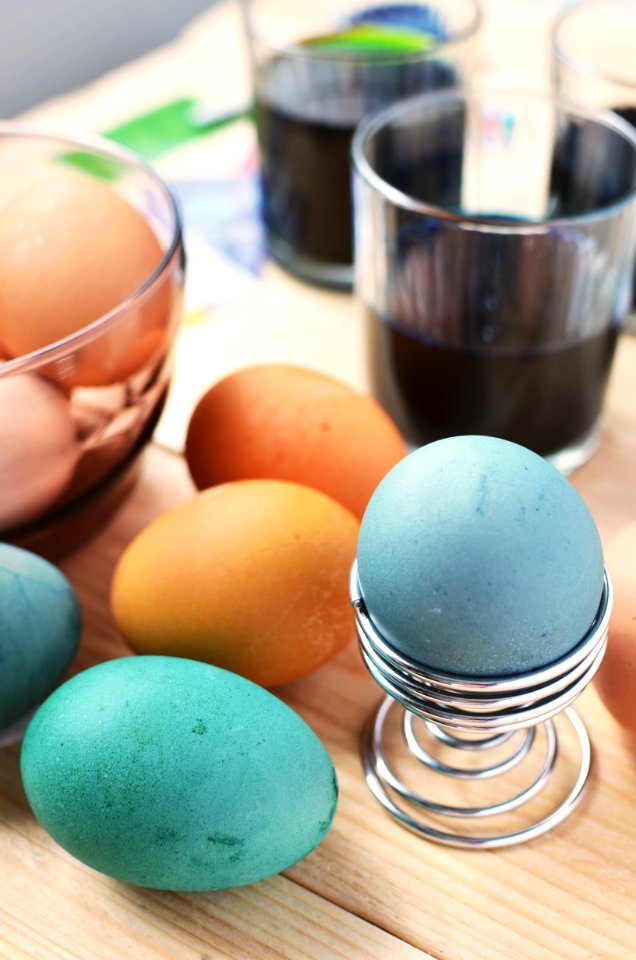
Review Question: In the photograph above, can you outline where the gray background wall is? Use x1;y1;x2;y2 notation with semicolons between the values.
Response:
0;0;576;119
1;0;209;117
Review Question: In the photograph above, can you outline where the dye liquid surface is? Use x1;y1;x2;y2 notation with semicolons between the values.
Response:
366;308;619;455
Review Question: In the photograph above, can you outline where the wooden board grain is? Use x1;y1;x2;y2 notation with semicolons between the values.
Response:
0;746;428;960
3;306;636;960
3;174;636;960
3;327;630;960
1;406;631;960
3;1;636;956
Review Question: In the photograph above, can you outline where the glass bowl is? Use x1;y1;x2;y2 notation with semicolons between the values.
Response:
0;125;184;558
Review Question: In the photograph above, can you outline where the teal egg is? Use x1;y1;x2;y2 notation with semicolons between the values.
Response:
0;543;81;731
357;436;605;676
21;656;338;890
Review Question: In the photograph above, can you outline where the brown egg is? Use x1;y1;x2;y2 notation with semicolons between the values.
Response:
111;479;359;687
595;521;636;734
0;373;80;530
0;170;169;387
185;364;407;519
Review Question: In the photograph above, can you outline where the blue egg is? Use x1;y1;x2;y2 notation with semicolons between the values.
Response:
357;436;605;677
0;543;81;732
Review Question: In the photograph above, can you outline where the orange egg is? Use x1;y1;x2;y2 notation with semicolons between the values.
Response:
111;479;359;687
0;170;169;386
595;521;636;734
185;364;407;519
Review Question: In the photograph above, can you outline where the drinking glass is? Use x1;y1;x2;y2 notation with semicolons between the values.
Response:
553;0;636;327
353;89;636;473
243;0;482;288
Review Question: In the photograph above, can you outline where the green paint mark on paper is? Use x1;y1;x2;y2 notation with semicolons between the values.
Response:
59;97;250;181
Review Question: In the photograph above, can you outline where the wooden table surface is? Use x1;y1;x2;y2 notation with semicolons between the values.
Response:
2;3;636;958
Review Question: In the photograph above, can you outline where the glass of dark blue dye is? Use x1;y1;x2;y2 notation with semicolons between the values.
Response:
353;90;636;472
553;0;636;329
242;0;482;288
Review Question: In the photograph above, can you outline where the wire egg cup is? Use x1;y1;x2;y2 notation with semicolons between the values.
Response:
350;561;612;849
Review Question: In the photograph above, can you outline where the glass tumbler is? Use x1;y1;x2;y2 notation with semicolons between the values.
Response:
243;0;482;288
353;89;636;473
553;0;636;327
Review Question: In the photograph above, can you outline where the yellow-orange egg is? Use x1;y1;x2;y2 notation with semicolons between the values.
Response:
0;171;168;386
185;364;407;519
595;521;636;735
111;479;359;687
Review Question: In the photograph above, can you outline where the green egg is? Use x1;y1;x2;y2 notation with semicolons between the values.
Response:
20;656;338;890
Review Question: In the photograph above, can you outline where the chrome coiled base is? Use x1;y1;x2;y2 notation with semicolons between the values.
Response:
351;563;612;849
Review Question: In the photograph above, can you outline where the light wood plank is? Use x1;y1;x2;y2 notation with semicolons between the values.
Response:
0;741;429;960
36;405;635;960
4;1;636;957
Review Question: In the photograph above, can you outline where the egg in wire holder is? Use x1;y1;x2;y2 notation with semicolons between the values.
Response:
350;561;612;849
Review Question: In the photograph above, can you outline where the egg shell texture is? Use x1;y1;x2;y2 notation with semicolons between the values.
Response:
595;521;636;734
185;364;407;519
111;479;359;687
0;171;170;387
0;543;81;729
0;171;163;351
0;374;80;530
357;436;605;677
20;656;338;890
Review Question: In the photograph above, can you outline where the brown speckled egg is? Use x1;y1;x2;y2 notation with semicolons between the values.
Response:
595;521;636;735
185;364;407;519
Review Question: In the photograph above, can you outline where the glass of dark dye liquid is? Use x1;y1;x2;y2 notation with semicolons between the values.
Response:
553;0;636;331
243;0;482;288
353;90;636;472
